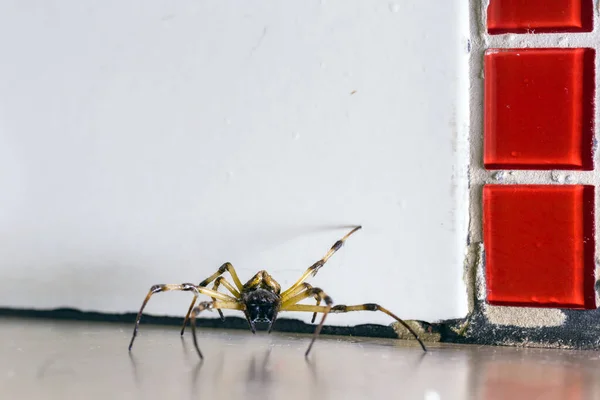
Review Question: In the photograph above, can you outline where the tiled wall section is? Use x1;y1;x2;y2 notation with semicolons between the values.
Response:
482;0;597;309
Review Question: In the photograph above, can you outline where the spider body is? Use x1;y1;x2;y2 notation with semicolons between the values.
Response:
128;226;426;359
241;277;280;331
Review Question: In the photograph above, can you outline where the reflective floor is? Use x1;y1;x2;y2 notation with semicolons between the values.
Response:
1;318;600;399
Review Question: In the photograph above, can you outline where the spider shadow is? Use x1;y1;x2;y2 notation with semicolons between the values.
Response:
245;347;273;385
128;352;141;388
304;355;319;384
180;332;327;398
181;335;225;398
244;346;323;396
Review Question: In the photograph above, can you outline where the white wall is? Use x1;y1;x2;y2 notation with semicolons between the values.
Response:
0;0;469;326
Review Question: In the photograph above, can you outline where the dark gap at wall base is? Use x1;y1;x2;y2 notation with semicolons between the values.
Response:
452;307;600;350
0;307;404;339
2;307;598;350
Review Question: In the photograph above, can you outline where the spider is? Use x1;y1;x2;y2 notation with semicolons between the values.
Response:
128;226;427;358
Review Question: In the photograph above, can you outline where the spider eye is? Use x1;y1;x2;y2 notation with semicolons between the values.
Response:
260;305;275;321
247;303;275;322
248;304;261;321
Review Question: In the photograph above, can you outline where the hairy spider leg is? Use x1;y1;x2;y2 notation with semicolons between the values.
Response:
280;282;322;323
281;226;362;298
213;276;241;297
186;276;241;324
243;270;281;293
209;276;241;321
282;303;427;353
200;262;244;291
128;283;236;351
279;287;334;356
190;300;244;359
181;262;244;335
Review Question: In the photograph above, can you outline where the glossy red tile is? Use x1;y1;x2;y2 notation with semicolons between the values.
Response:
487;0;593;34
484;48;595;170
483;185;595;309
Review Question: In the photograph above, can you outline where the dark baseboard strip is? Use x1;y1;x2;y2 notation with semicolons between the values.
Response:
0;307;412;339
4;306;595;349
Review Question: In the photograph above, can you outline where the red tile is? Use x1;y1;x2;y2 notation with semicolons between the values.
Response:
483;185;595;309
487;0;593;34
484;48;595;170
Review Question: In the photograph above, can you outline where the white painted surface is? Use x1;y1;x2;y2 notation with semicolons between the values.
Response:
0;0;469;325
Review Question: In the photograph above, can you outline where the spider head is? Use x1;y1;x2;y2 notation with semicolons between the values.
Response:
242;288;280;333
247;303;277;324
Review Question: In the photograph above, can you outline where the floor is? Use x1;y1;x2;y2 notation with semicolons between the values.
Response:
1;318;600;400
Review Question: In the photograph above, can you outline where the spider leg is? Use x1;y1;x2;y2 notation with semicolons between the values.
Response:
181;262;244;335
281;285;329;309
184;276;240;327
190;300;244;359
280;287;334;357
281;283;322;323
243;270;281;293
199;262;244;291
282;303;427;353
281;282;312;301
281;226;361;298
311;298;322;324
128;283;236;351
210;276;240;322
